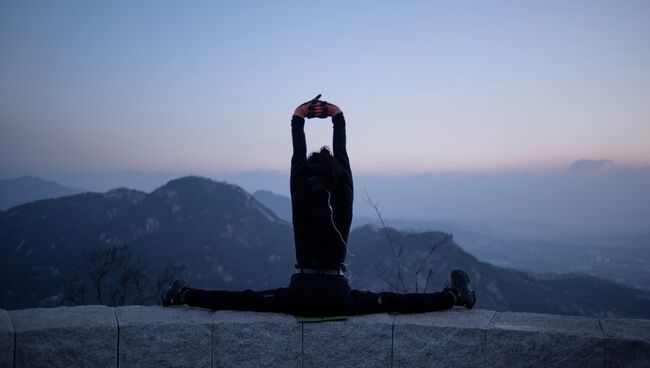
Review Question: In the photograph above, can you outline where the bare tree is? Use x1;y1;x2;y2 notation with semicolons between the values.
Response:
364;190;451;293
64;244;185;306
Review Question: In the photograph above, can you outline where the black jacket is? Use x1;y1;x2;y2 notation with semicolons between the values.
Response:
290;114;353;270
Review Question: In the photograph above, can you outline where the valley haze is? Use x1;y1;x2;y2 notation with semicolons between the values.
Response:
4;159;648;238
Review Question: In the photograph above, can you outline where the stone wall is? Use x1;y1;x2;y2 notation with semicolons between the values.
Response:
1;306;649;368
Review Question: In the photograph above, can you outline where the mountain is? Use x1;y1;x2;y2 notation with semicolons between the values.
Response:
347;226;650;318
349;216;650;291
253;190;292;222
2;176;649;318
0;176;294;309
0;176;84;210
0;187;148;308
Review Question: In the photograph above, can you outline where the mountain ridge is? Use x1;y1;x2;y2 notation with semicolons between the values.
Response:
0;176;84;210
1;176;295;309
2;176;649;318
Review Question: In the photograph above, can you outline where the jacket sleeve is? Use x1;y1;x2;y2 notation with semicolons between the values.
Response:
291;116;307;183
332;114;352;185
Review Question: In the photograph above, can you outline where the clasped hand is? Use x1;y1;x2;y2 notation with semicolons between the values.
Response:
293;94;342;119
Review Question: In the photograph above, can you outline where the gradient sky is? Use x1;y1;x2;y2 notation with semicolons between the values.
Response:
1;0;649;175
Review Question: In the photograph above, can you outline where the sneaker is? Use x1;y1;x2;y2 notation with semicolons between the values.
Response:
446;270;476;309
160;279;189;307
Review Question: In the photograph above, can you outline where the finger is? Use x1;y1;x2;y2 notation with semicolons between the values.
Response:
300;95;321;107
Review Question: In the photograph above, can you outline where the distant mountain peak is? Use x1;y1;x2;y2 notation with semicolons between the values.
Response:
4;175;68;186
252;190;292;222
146;176;285;224
163;175;213;186
0;175;84;210
153;176;247;199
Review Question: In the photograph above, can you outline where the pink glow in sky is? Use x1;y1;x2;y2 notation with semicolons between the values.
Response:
1;1;649;175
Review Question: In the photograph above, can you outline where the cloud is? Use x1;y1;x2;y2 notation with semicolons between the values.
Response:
568;159;614;174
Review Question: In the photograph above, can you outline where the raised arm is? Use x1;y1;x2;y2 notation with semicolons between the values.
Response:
332;115;346;159
291;116;307;170
291;96;321;175
328;105;352;185
291;96;351;178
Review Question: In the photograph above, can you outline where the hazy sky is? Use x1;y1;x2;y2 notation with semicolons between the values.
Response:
1;0;649;175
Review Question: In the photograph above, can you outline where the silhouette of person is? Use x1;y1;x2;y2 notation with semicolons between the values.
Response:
161;95;476;316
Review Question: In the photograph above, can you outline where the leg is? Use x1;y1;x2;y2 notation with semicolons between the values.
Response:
185;287;290;314
346;289;456;315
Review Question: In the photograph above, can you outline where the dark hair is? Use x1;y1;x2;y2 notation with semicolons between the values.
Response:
307;146;342;191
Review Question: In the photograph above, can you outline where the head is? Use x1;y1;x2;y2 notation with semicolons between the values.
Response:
307;146;342;192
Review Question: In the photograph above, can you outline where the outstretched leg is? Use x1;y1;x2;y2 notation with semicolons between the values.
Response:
345;268;479;315
346;289;456;315
161;280;291;313
185;288;291;313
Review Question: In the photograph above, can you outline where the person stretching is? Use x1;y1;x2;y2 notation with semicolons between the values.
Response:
160;95;476;315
